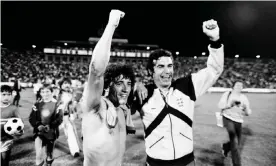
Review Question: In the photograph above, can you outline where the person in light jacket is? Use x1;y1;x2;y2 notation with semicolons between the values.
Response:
218;80;252;166
132;19;224;166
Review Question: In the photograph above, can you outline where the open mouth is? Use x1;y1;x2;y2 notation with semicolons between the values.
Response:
119;94;128;99
161;75;172;81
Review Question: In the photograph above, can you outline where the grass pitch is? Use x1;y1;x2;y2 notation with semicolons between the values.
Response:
9;89;276;166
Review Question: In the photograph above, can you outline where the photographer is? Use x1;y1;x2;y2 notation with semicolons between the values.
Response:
218;81;252;166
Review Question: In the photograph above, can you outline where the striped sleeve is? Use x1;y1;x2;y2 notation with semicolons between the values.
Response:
191;45;224;98
172;75;196;101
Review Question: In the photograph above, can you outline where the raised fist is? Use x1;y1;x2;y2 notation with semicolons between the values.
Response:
202;19;220;41
108;9;125;28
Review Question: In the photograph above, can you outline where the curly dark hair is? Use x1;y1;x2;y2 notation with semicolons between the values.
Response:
104;63;135;89
41;83;53;92
147;49;174;73
1;85;13;93
58;77;71;89
104;63;135;107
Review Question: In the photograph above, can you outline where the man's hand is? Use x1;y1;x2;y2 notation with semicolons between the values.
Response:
136;83;148;105
0;140;14;152
202;19;220;41
32;105;38;112
108;9;125;28
37;125;45;132
0;119;9;125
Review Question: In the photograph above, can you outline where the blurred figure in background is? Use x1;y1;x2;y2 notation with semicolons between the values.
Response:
12;76;24;107
33;78;43;101
57;78;81;157
29;83;63;166
218;80;252;166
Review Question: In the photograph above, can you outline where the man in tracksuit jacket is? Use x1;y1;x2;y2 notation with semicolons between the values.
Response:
133;19;224;166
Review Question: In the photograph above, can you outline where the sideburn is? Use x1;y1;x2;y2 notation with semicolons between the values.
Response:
107;86;120;107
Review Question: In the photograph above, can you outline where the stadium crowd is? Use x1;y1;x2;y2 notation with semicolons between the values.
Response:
1;48;276;89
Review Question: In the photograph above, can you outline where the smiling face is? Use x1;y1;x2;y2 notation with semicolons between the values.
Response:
1;91;12;105
40;88;53;102
108;75;132;106
61;81;71;91
233;81;243;93
152;56;174;89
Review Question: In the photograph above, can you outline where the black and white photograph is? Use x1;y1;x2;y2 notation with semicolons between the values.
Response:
1;1;276;166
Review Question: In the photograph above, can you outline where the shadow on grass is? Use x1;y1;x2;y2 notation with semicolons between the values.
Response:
10;161;35;166
242;126;253;136
240;125;253;152
10;149;34;161
197;126;253;166
196;144;225;166
14;135;34;145
55;141;70;154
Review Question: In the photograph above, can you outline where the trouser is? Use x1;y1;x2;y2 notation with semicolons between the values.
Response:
35;136;55;166
1;139;14;166
146;152;195;166
223;116;242;166
1;149;11;166
63;115;81;156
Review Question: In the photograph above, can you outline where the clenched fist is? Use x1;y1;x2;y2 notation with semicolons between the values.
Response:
202;19;220;41
108;9;125;28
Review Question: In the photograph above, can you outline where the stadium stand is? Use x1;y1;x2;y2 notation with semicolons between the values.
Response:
1;45;276;90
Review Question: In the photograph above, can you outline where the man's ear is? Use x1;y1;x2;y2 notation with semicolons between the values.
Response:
103;87;109;97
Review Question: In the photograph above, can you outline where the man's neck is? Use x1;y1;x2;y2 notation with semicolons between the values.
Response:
156;84;170;92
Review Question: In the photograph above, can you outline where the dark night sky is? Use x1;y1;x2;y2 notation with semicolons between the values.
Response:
1;1;276;58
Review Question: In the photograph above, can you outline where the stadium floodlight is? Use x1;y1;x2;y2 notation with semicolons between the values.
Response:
235;54;239;58
194;56;197;59
256;55;260;58
176;51;179;55
147;46;150;50
64;43;68;46
201;52;206;56
32;45;36;48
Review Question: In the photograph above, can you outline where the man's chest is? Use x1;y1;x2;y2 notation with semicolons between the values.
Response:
142;89;194;117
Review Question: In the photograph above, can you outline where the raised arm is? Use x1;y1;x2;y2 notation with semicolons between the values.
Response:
82;10;125;112
192;19;224;98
